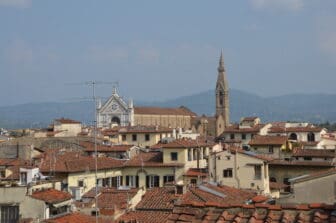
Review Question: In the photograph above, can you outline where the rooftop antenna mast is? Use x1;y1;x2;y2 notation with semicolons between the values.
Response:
66;80;116;223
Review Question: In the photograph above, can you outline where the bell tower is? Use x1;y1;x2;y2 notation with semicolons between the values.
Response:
215;51;230;136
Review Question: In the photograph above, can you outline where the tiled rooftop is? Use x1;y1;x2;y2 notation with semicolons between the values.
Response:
134;106;196;116
181;183;256;206
219;124;266;134
249;135;288;146
81;141;134;152
45;212;112;223
38;149;124;173
292;148;335;158
31;188;72;204
136;187;177;211
118;210;171;223
166;202;336;223
156;138;214;149
54;118;81;124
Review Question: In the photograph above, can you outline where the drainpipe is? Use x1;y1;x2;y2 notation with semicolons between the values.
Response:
234;148;240;189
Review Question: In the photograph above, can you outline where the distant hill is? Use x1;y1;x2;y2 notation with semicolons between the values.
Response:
1;89;336;129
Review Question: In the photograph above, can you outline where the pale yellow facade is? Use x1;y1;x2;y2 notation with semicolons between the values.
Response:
53;122;82;137
208;150;270;195
119;131;171;147
162;147;210;170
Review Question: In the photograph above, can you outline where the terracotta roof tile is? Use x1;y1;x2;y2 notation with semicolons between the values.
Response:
39;149;124;173
54;118;81;124
292;148;335;158
249;135;288;146
31;188;72;204
45;212;111;223
118;210;171;223
136;187;177;210
219;124;266;134
81;141;134;152
134;106;196;116
157;138;214;149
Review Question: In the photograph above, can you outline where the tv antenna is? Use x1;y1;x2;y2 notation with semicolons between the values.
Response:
66;80;117;223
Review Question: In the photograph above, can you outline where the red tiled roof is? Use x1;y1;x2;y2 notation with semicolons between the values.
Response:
292;148;335;158
181;183;256;206
290;168;336;184
31;188;72;204
222;147;273;162
220;124;265;134
81;141;134;152
157;138;214;149
268;124;323;133
167;202;336;223
269;181;289;190
269;159;334;167
124;151;184;168
45;212;111;223
136;187;177;211
183;168;208;177
118;210;171;223
241;117;259;122
39;149;124;173
249;135;288;146
134;106;196;116
54;118;81;124
97;188;138;210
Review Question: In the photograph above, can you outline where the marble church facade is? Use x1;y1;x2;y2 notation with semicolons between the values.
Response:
97;52;230;137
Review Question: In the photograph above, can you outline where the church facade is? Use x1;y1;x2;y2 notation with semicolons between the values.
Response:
97;52;230;137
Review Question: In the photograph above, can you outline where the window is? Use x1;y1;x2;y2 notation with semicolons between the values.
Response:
122;134;126;141
254;165;262;180
230;134;235;140
78;180;84;187
223;168;233;178
126;175;139;188
96;179;103;187
226;156;231;160
111;176;123;187
242;134;246;140
307;132;315;142
132;134;137;141
269;146;274;154
145;134;150;141
171;152;178;161
163;175;175;184
146;175;160;188
188;149;192;161
0;169;5;178
193;149;197;161
20;172;27;185
1;205;19;223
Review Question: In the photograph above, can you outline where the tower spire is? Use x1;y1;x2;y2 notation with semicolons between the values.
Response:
218;50;225;72
215;51;230;136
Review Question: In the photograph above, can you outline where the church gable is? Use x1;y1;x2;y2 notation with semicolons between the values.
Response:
99;94;129;115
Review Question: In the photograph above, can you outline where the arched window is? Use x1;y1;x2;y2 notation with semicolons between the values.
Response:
289;133;297;141
219;91;224;106
111;116;120;125
307;132;315;142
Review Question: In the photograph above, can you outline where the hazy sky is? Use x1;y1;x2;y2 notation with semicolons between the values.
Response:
1;0;336;106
